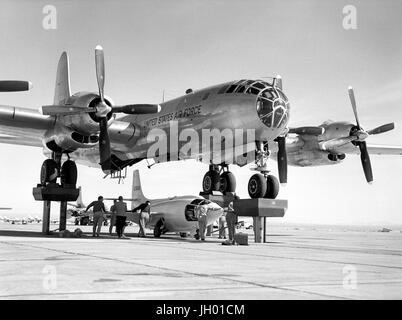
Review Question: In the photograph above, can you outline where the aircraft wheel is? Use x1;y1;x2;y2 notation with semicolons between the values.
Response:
202;170;220;194
265;175;280;199
40;159;58;184
61;160;77;186
248;174;267;198
219;171;236;193
154;219;164;238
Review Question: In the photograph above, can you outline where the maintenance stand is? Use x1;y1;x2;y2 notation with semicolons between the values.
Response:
201;192;287;243
33;156;80;235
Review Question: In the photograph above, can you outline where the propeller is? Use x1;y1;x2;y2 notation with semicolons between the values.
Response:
42;45;161;173
0;80;32;92
275;136;287;185
92;46;160;173
347;86;394;184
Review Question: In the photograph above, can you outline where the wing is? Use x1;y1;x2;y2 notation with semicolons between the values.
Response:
367;144;402;155
335;142;402;155
0;134;43;147
0;105;54;147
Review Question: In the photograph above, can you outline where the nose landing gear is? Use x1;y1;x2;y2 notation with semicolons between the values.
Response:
247;141;280;199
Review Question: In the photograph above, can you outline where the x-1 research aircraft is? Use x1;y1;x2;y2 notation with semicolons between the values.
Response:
106;170;223;238
0;46;401;200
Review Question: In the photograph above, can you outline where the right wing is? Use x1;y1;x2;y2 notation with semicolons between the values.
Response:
0;105;54;147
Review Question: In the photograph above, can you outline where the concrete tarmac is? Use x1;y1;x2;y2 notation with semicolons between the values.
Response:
0;221;401;300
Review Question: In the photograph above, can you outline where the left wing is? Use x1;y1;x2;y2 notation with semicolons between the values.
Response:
335;143;402;156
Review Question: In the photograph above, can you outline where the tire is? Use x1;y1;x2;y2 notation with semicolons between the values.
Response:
202;170;220;194
219;171;236;193
248;174;267;198
154;219;164;238
40;159;58;184
265;175;280;199
61;160;77;186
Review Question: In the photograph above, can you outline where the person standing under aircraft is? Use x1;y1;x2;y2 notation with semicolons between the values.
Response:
133;201;151;237
85;196;106;237
197;204;208;241
109;199;117;235
115;196;128;239
226;202;237;245
218;210;227;239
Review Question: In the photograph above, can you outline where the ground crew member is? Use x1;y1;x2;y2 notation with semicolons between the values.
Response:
114;196;128;239
218;210;227;239
226;201;237;245
85;196;106;237
196;204;208;241
109;199;117;235
133;200;151;237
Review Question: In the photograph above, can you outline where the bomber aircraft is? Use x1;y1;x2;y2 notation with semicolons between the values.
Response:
0;46;400;200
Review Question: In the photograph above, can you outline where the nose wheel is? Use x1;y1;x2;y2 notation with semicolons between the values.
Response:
248;174;279;199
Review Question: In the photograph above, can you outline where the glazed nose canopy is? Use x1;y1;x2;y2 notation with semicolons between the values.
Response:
256;88;289;128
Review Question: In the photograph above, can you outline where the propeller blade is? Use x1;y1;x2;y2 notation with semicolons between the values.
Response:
357;141;373;183
288;126;325;136
275;136;287;185
348;86;361;129
112;104;161;115
0;80;32;92
99;118;111;173
367;123;395;135
42;105;96;116
95;45;105;102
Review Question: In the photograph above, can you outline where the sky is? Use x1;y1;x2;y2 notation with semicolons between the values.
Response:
0;0;401;225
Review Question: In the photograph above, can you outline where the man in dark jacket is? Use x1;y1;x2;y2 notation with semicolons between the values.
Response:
85;196;106;237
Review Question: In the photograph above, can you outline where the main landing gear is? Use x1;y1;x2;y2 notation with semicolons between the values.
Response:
34;152;80;235
201;141;281;199
202;164;236;195
40;152;77;187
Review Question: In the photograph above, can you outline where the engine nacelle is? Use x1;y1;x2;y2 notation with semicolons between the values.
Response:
328;153;346;162
60;92;115;136
319;121;355;142
43;124;99;153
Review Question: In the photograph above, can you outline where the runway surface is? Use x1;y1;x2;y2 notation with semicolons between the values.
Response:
0;221;401;300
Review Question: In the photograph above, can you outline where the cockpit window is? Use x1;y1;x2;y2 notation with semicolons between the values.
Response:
236;85;246;93
256;87;289;128
224;79;282;96
226;85;237;94
190;199;204;205
185;198;210;221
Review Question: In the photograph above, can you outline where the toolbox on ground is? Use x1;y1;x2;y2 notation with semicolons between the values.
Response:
234;232;248;245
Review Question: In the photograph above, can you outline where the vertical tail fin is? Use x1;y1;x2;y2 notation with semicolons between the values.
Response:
131;170;147;210
54;52;71;105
